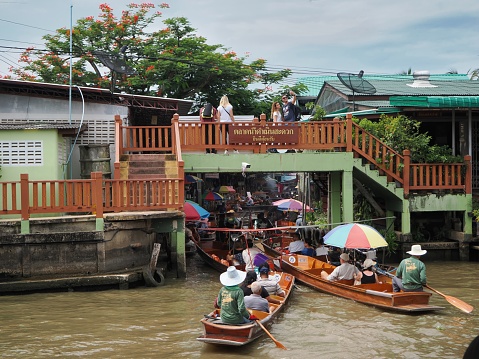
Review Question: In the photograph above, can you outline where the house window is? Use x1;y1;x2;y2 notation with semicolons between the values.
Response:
0;141;43;166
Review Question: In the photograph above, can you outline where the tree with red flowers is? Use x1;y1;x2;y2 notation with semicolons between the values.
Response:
12;2;297;115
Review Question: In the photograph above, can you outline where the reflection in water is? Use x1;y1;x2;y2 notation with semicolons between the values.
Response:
0;257;478;358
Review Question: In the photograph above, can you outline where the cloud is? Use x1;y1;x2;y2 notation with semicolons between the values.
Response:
1;0;478;79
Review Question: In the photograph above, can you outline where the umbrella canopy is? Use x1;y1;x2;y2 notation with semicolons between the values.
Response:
216;185;236;194
184;200;210;221
273;198;312;212
185;175;203;184
203;192;223;201
323;223;388;249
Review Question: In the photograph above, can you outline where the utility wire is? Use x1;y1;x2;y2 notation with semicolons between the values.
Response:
0;18;54;32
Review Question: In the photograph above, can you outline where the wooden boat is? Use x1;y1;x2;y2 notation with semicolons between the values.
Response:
193;226;289;273
194;238;243;272
274;253;443;313
197;270;295;346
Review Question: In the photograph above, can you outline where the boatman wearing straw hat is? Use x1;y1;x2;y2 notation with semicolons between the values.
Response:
392;244;427;292
215;266;255;324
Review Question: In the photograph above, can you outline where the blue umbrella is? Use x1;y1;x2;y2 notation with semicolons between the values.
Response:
184;200;210;221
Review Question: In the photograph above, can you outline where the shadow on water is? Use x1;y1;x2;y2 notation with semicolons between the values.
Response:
0;256;478;358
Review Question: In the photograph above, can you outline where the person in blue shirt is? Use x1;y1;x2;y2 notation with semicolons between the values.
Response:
301;239;315;257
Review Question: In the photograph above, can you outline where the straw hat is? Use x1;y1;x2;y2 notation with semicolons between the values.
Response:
407;244;427;256
220;266;246;286
363;258;377;269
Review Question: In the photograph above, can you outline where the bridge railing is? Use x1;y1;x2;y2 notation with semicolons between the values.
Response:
345;115;471;195
0;172;184;220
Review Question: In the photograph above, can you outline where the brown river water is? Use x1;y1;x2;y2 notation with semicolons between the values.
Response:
1;255;478;359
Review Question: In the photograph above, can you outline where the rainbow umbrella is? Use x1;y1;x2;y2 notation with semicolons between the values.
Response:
323;223;388;249
273;198;312;212
203;192;223;201
184;200;210;221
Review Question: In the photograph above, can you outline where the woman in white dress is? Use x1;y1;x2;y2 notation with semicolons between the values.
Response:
270;101;283;122
217;95;235;153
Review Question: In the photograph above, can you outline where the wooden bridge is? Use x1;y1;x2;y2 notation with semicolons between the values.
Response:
0;114;471;221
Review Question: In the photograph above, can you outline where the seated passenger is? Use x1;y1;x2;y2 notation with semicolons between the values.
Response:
321;253;359;282
240;270;280;304
355;258;381;285
287;233;304;254
301;240;315;257
315;238;329;258
244;281;270;313
257;267;285;297
242;239;261;271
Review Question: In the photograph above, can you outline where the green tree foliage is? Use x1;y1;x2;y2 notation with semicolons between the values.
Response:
11;2;294;115
357;114;461;163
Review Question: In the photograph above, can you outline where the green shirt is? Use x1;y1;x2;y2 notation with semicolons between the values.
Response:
217;285;250;324
396;256;427;290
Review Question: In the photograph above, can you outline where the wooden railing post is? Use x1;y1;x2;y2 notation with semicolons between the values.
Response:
464;155;472;194
91;172;104;218
260;113;267;154
403;150;411;196
115;115;122;162
20;173;30;221
178;161;185;207
346;114;352;152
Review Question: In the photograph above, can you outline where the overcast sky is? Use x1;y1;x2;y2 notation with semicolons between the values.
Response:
1;0;479;84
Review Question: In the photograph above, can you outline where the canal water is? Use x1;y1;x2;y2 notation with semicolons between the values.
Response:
1;255;478;359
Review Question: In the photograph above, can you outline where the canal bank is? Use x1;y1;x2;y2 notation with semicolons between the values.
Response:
0;211;187;294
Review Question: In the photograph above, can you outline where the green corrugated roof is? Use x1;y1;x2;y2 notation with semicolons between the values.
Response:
322;107;401;118
390;96;479;108
298;74;471;97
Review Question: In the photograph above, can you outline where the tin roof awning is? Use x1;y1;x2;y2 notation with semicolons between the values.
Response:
323;107;400;118
390;96;479;108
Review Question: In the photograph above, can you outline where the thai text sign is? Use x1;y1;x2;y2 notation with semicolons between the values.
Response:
229;124;299;144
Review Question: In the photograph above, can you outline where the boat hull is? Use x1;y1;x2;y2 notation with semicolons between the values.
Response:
278;254;442;313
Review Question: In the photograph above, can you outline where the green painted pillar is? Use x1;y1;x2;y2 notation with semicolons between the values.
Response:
20;220;30;234
401;199;411;240
342;169;354;224
175;220;187;279
329;172;342;226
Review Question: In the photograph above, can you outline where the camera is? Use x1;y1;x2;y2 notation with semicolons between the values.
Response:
242;162;251;170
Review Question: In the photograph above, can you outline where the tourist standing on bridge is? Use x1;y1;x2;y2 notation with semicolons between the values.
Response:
271;101;283;122
392;244;427;292
200;102;218;154
217;95;236;154
281;90;297;122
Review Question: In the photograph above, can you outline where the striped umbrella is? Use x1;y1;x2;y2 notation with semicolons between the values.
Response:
203;192;223;201
323;223;388;249
185;175;203;184
184;200;210;221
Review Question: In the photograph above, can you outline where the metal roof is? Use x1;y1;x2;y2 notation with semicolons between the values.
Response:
298;74;471;97
0;122;88;136
323;79;479;97
0;78;193;114
390;96;479;108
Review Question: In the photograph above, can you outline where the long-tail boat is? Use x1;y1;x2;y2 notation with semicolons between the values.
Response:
197;270;295;346
274;253;443;313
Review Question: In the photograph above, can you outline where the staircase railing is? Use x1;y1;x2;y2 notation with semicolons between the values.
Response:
345;114;471;196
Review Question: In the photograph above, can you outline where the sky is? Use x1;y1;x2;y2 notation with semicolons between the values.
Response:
0;0;479;85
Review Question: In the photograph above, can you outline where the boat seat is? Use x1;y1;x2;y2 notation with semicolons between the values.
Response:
336;279;354;286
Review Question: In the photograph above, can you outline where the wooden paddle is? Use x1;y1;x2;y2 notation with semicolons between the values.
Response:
425;285;474;314
248;309;286;350
255;318;287;350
